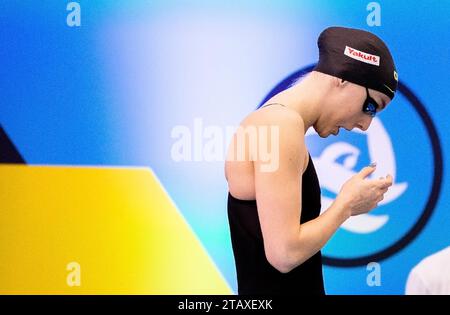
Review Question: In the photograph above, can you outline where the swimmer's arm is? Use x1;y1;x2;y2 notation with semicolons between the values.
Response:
254;110;349;273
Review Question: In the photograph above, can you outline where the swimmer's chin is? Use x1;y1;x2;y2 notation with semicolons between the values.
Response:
314;128;329;138
311;125;333;138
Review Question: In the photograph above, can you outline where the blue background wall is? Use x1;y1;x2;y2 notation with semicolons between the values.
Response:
1;1;448;294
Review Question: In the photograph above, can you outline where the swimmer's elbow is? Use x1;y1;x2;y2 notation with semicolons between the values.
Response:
266;246;296;274
266;238;311;273
267;254;291;274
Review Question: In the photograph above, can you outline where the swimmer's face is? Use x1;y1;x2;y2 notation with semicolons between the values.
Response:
315;79;392;137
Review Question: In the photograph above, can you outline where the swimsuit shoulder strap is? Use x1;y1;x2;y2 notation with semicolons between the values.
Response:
259;102;287;109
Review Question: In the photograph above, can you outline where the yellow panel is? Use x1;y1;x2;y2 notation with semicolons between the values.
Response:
0;165;232;294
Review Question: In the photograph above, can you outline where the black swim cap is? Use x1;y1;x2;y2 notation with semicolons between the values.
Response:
313;26;398;100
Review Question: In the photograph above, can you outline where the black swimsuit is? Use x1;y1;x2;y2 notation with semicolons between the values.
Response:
227;103;325;295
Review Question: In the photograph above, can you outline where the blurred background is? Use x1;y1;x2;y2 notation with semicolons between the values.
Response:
0;0;449;294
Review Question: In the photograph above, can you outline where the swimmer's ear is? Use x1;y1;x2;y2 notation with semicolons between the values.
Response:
337;77;347;87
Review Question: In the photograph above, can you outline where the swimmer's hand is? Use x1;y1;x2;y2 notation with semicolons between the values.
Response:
334;162;393;218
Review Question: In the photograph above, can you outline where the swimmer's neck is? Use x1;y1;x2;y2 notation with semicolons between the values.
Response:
262;71;332;134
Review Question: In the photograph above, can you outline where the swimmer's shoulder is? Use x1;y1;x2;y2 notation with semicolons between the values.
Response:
241;104;306;135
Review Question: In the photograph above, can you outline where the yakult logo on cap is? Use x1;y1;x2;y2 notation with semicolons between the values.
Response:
344;46;380;66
